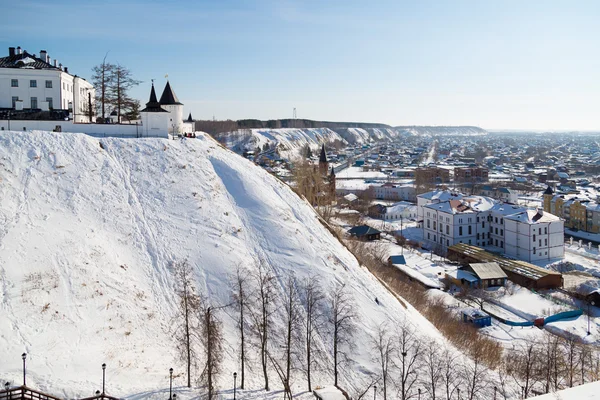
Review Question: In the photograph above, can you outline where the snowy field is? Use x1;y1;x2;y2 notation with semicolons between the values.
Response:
0;131;452;399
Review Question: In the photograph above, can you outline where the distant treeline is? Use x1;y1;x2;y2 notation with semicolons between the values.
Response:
194;118;392;134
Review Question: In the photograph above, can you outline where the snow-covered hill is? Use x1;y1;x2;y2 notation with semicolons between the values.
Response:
395;126;488;136
212;128;345;160
331;128;399;144
0;131;443;399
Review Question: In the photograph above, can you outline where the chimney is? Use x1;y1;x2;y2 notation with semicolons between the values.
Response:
40;50;47;62
53;59;58;67
17;46;22;55
8;47;15;57
64;66;68;74
59;63;62;71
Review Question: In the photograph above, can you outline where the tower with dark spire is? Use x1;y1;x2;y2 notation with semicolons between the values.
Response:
543;185;554;213
159;80;184;135
319;144;328;174
139;82;169;138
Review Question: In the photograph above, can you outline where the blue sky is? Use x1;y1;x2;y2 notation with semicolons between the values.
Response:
2;0;599;130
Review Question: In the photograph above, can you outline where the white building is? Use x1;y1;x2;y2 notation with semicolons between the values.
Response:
139;81;194;138
382;201;418;220
0;46;94;122
416;189;463;221
420;190;564;262
372;183;416;202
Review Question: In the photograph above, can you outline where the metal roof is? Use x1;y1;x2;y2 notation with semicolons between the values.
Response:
448;243;561;281
468;262;507;280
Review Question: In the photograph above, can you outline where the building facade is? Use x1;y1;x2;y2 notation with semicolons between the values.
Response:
0;46;94;122
454;166;489;183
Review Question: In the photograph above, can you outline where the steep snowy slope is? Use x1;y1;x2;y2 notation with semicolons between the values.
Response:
212;128;345;159
0;131;444;399
332;128;399;144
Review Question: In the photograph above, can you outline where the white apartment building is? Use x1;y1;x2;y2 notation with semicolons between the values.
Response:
0;46;94;122
416;189;463;221
419;190;564;262
372;183;416;202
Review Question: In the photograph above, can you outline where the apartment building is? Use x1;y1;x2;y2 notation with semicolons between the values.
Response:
544;186;600;233
454;166;489;183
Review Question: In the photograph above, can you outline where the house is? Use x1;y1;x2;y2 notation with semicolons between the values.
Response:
382;201;418;220
367;204;387;218
463;262;507;288
371;183;417;202
348;225;381;241
445;269;480;288
387;255;406;266
0;46;95;122
454;166;489;183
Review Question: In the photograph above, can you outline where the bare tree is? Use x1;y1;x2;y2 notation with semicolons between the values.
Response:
372;321;396;400
91;54;115;120
441;349;461;400
172;260;200;388
396;320;422;400
231;265;250;389
562;333;580;388
462;346;490;400
282;275;301;396
109;64;141;122
301;276;326;392
421;340;442;400
508;342;540;399
330;283;356;388
199;299;226;400
250;263;277;391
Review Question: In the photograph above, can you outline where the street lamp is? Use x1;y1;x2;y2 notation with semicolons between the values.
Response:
457;388;460;400
494;386;497;400
169;368;173;400
102;363;106;394
22;353;27;387
4;382;9;391
233;372;237;400
373;385;377;400
95;390;101;396
418;388;421;400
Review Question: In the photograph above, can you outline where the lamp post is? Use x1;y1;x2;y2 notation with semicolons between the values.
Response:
4;382;9;391
102;363;106;394
22;353;27;387
494;386;497;400
95;390;101;396
233;372;237;400
373;385;377;400
457;388;460;400
418;388;421;400
169;368;173;400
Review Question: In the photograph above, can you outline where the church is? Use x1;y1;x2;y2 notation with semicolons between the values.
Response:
139;80;194;138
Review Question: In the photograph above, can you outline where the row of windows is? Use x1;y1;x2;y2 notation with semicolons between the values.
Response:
11;79;54;88
11;96;53;109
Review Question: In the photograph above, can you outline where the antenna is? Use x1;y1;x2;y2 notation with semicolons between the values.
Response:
293;107;297;128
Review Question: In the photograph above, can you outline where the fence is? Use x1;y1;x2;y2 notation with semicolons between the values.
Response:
0;386;120;400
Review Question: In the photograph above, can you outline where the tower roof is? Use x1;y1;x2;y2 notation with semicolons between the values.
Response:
140;83;168;113
544;186;554;195
159;81;183;105
319;144;328;164
187;112;193;122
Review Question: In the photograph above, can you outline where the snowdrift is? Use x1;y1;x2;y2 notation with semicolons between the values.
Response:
0;131;444;399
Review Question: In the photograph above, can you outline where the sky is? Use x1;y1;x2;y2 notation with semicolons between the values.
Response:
2;0;599;130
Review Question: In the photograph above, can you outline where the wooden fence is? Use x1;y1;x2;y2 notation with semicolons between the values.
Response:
0;386;120;400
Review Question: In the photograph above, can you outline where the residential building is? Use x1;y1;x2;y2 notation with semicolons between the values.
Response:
0;46;94;122
544;186;600;233
480;185;517;203
415;166;450;184
454;166;489;183
504;209;564;262
371;183;416;202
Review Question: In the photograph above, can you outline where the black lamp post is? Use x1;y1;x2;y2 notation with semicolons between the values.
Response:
95;390;101;396
457;388;460;400
102;363;106;394
4;382;9;391
233;372;237;400
169;368;173;400
418;388;421;400
373;385;377;400
494;386;497;400
22;353;27;387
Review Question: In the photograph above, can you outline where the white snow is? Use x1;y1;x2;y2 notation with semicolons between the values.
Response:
0;131;447;399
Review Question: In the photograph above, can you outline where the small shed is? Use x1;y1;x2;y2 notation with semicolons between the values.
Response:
462;308;492;328
387;255;406;266
348;225;381;241
445;269;480;288
464;262;507;288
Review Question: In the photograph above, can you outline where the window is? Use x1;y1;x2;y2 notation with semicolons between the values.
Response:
434;235;436;241
544;227;547;234
469;240;471;245
30;97;37;109
495;239;498;246
427;220;430;228
46;97;53;109
533;247;536;254
539;228;542;234
501;241;504;248
46;80;52;88
500;229;503;235
539;239;542;246
433;221;437;230
468;226;472;235
477;216;480;223
439;223;443;232
427;232;430;239
482;222;485;228
447;239;449;246
533;234;536;242
500;218;503;224
30;80;37;88
495;217;498;223
11;96;18;108
446;225;449;234
459;226;463;236
495;227;498;234
477;233;480;240
11;79;18;87
545;239;547;246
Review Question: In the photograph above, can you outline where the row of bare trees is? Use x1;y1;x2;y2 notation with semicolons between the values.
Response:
172;259;358;399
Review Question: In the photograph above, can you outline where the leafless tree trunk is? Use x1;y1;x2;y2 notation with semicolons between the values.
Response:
250;263;276;391
231;266;250;389
508;342;540;399
172;260;200;388
396;320;422;400
563;334;579;388
199;300;225;400
463;346;489;400
330;283;356;388
441;349;461;400
421;340;442;400
282;276;301;395
301;276;325;392
372;322;395;400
